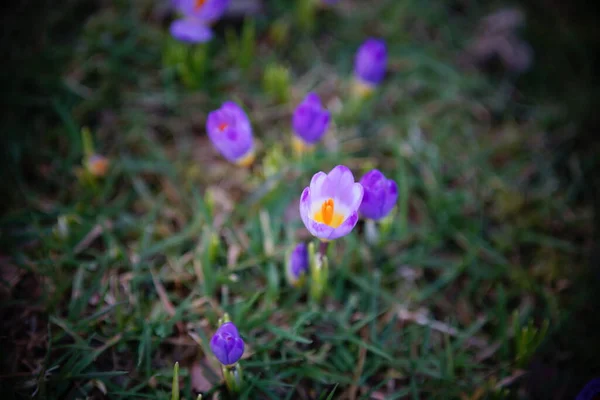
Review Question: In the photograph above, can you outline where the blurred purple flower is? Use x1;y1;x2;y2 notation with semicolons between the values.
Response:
300;165;364;241
206;101;255;166
170;0;231;43
354;38;387;86
85;154;110;177
292;92;331;145
210;322;245;366
286;243;309;286
359;169;398;220
576;378;600;400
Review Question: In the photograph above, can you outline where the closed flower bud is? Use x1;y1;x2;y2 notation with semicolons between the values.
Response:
209;322;245;366
292;92;331;148
353;38;387;94
359;169;398;220
286;243;309;286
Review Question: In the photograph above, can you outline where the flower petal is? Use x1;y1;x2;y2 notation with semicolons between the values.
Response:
210;335;228;364
336;182;364;212
225;338;244;365
326;165;355;192
307;219;336;240
328;211;359;240
383;180;398;215
304;92;321;106
170;18;213;43
308;172;328;199
218;322;239;337
299;187;311;228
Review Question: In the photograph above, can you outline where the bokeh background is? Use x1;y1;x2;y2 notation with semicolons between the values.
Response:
1;0;599;399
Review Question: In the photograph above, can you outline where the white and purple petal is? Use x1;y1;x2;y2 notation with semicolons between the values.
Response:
328;212;359;240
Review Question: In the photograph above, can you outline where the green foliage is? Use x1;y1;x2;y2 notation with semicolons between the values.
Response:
296;0;317;33
163;38;209;89
513;311;550;368
226;19;256;72
172;362;180;400
262;63;291;103
1;0;594;399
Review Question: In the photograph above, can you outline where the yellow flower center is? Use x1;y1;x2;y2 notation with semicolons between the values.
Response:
313;198;345;228
194;0;207;11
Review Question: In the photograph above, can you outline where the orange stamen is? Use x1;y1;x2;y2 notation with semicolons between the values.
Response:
321;198;334;225
218;122;228;132
194;0;207;11
313;198;345;228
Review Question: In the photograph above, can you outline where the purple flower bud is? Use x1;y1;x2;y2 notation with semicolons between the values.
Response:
170;0;230;43
300;165;364;241
577;378;600;400
210;322;245;366
286;243;309;285
359;169;397;220
354;38;387;86
206;101;255;166
292;93;331;145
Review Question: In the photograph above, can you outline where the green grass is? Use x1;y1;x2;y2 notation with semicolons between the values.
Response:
1;0;597;399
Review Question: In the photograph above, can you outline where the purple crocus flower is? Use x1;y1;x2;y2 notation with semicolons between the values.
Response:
206;101;255;166
354;38;387;87
170;0;230;43
210;322;245;366
292;92;331;146
359;169;398;220
286;243;309;286
576;378;600;400
300;165;364;241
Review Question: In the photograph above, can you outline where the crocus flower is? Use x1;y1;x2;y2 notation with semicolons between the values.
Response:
206;101;255;167
170;0;230;43
292;92;331;151
359;169;398;220
576;378;600;400
286;243;309;286
300;165;364;241
85;154;110;177
210;322;245;366
353;38;387;94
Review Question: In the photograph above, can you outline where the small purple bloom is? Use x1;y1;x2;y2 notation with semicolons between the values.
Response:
300;165;364;241
210;322;245;366
576;378;600;400
359;169;398;220
206;101;255;166
170;0;230;43
354;38;387;86
292;92;331;145
287;243;309;285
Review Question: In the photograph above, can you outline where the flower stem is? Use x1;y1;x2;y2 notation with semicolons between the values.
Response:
364;219;380;245
309;241;329;304
222;363;243;393
319;240;329;259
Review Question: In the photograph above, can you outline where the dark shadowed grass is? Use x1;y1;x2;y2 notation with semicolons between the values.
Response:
1;0;598;399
